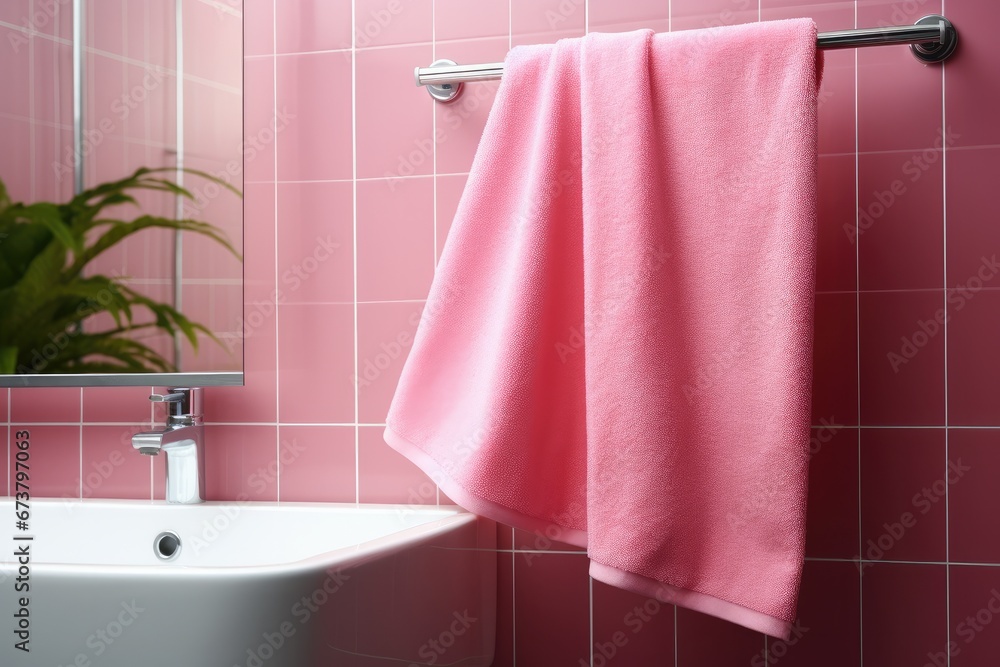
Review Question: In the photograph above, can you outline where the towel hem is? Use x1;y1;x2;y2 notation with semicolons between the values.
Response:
589;561;793;640
383;426;589;549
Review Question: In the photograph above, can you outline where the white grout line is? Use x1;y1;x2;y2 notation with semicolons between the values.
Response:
352;0;361;507
589;574;594;666
272;0;281;500
78;388;83;499
941;9;951;660
854;4;863;664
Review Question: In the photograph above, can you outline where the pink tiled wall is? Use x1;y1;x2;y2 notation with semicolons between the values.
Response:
5;0;1000;665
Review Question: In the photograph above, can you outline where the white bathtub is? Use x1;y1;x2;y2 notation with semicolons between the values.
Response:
0;499;496;667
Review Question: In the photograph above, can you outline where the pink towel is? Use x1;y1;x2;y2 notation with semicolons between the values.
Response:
385;19;821;640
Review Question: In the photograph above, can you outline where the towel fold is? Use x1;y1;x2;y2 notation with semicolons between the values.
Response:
385;19;821;640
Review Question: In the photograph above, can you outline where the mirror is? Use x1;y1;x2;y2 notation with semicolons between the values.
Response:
0;0;243;387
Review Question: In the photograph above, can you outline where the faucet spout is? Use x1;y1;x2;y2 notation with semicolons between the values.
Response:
132;389;206;504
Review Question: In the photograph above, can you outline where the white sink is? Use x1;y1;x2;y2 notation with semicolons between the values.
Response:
0;499;496;667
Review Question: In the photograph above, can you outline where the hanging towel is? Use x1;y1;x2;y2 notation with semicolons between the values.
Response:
384;19;821;640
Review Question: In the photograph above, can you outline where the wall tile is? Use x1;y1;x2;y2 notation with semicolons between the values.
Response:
858;290;945;425
861;563;947;667
670;0;757;33
357;425;434;503
277;425;355;502
944;1;1000;148
811;292;858;426
356;177;435;301
511;0;586;47
277;303;355;424
356;301;423;423
82;386;154;423
276;181;354;304
243;56;276;183
0;389;8;423
949;429;1000;563
514;553;591;664
354;0;432;49
950;565;1000;666
355;44;434;180
10;388;81;423
591;581;675;666
805;426;858;559
778;560;860;667
856;0;943;152
948;290;1000;426
8;425;80;499
203;424;277;501
858;149;944;291
494;552;515;667
946;148;1000;290
81;425;152;499
816;155;857;292
276;0;352;54
244;0;274;57
676;607;765;665
588;0;669;34
435;0;509;41
275;51;353;181
860;428;946;563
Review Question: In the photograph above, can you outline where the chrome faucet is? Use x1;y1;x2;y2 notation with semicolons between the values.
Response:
132;388;206;504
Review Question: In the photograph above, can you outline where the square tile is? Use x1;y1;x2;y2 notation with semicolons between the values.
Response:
8;426;80;500
357;425;435;504
588;0;669;34
81;425;152;499
82;386;154;423
861;563;947;667
669;0;757;33
511;0;586;47
354;0;431;48
858;291;945;425
860;428;946;564
277;425;355;502
203;424;277;501
435;0;509;41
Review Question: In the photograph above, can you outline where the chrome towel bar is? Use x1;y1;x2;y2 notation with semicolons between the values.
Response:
416;14;957;102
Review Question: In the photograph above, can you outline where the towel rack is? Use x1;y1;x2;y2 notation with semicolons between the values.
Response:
415;14;957;102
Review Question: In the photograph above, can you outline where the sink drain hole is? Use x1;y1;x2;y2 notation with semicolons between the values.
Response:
154;531;181;561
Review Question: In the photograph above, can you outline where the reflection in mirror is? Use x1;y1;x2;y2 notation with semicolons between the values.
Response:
0;0;243;385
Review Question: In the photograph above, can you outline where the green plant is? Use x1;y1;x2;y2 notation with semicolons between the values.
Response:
0;167;242;374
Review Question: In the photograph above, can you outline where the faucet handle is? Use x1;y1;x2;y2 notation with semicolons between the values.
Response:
150;388;203;425
150;392;186;403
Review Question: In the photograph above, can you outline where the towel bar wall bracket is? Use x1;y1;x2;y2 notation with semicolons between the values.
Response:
415;14;957;102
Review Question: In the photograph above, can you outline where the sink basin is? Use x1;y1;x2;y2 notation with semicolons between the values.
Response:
0;499;496;667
